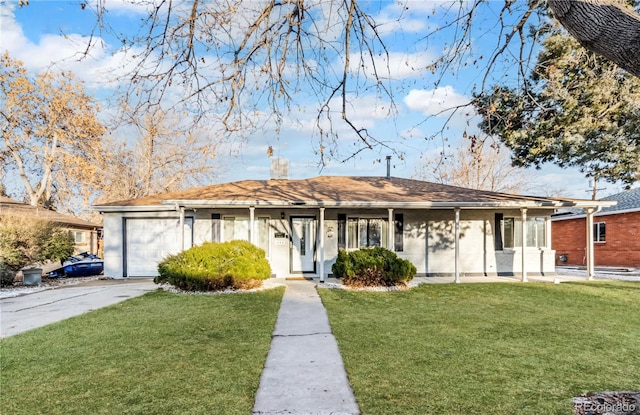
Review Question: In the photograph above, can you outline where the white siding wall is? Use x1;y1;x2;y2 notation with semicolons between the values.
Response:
192;209;213;245
103;207;556;279
400;210;428;274
397;209;555;276
102;213;124;278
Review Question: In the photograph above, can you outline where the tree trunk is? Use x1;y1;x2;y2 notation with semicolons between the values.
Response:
548;0;640;78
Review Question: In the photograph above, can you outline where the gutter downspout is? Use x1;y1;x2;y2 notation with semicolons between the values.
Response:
319;207;325;283
179;206;185;251
586;206;602;280
249;206;256;245
454;208;460;283
521;208;527;282
388;208;394;250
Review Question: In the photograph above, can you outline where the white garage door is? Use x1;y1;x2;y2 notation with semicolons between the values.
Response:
125;218;193;277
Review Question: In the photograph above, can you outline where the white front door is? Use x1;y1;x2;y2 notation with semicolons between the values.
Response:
291;217;316;273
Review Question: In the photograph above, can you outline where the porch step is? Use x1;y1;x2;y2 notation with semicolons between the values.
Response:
285;277;315;281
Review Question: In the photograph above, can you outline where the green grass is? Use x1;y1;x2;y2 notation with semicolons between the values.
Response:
319;281;640;415
1;287;285;415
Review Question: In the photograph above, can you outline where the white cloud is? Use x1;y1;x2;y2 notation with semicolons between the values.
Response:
102;0;156;14
399;126;425;140
0;3;28;51
371;1;473;36
370;3;432;36
403;86;471;117
0;4;119;88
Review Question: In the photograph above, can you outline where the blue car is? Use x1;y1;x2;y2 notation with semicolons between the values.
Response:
48;252;104;278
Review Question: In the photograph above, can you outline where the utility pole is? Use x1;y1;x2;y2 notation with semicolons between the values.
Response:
588;176;606;200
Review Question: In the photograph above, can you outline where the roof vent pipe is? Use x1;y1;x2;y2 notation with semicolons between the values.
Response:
386;156;391;179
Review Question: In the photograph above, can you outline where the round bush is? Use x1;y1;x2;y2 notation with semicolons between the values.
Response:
331;246;416;288
155;240;271;291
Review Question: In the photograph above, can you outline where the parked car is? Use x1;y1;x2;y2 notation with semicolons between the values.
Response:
48;252;104;278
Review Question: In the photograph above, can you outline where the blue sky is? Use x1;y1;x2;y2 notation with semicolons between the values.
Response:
1;0;631;200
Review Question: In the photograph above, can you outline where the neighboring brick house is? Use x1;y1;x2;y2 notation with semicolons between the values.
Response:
552;188;640;268
0;196;102;255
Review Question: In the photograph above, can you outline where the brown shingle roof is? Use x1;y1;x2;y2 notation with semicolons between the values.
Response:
0;197;101;228
94;176;598;209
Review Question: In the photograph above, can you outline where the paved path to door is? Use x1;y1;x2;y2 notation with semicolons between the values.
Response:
253;280;360;415
0;279;156;338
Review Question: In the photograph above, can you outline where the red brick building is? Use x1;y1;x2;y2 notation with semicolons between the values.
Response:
552;188;640;268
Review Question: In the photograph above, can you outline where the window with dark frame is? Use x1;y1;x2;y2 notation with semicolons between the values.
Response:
494;213;504;250
346;217;388;249
593;222;606;242
337;214;402;251
394;213;404;252
499;216;547;248
337;214;346;250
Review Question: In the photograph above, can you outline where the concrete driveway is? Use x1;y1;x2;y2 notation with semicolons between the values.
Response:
1;278;157;338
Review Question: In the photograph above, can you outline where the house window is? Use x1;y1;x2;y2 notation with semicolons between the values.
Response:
593;222;606;242
347;217;388;249
73;231;85;243
502;217;546;248
494;213;504;250
337;214;347;250
394;213;404;252
347;218;359;249
223;217;250;242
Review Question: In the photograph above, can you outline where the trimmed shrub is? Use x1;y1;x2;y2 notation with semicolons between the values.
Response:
155;240;271;291
331;246;416;288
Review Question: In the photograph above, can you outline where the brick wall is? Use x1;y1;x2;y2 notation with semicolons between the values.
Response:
552;211;640;267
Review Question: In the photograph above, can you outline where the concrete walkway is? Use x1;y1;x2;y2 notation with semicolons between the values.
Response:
253;280;360;415
1;279;156;337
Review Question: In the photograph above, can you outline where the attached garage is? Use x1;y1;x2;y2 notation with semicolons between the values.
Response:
124;218;193;277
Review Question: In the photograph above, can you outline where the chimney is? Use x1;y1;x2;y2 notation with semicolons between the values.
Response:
270;158;289;180
386;156;391;179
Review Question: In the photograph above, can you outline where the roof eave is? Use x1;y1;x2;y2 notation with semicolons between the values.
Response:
93;199;615;212
160;199;611;209
93;205;179;213
552;205;639;221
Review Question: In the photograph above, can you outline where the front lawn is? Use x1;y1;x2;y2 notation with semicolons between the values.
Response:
1;288;285;415
319;281;640;414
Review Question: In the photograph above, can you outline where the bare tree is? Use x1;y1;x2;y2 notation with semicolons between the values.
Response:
19;0;640;164
0;52;105;209
70;1;547;161
94;107;219;203
414;135;534;194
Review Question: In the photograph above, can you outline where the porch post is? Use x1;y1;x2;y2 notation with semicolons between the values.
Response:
179;206;185;251
249;206;256;245
319;207;325;283
388;208;394;249
454;208;460;283
586;207;595;280
545;216;552;249
521;208;527;282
